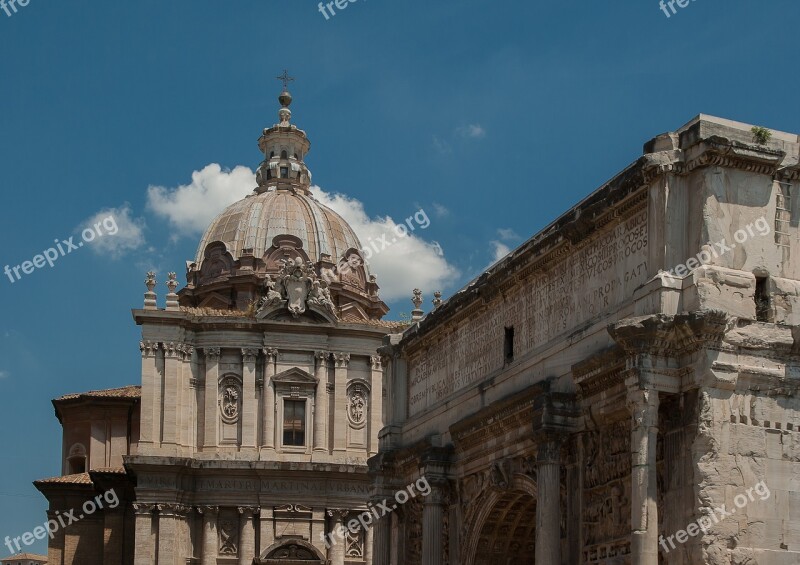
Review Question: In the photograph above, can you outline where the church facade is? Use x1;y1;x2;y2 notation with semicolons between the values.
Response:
35;86;404;565
370;115;800;565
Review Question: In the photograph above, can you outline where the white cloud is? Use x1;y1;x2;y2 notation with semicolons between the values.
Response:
457;124;486;139
487;241;511;268
311;187;460;301
147;164;256;236
0;370;8;380
497;228;520;241
144;163;459;302
432;202;450;218
80;203;146;259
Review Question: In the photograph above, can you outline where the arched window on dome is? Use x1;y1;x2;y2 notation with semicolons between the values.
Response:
269;151;275;158
281;150;288;160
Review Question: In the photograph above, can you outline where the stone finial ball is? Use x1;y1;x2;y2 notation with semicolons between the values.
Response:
279;90;293;107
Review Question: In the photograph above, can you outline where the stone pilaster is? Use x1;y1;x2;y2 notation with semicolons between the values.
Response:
132;503;155;565
162;343;182;448
627;387;660;565
262;347;278;450
203;348;220;450
156;504;183;565
139;341;160;448
364;525;373;565
259;507;275;554
179;345;195;450
242;348;259;449
333;353;350;453
326;509;348;565
369;355;383;457
534;434;564;565
238;507;259;565
313;351;330;453
198;506;219;565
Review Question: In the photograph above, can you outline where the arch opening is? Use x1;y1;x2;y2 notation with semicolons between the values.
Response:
469;489;537;565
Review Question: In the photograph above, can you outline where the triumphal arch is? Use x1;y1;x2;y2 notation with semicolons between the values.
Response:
370;115;800;565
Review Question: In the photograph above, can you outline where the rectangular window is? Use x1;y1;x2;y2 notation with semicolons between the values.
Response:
504;326;515;363
755;276;770;322
283;400;306;446
280;167;289;179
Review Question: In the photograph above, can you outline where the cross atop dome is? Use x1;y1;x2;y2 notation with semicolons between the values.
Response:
276;69;294;91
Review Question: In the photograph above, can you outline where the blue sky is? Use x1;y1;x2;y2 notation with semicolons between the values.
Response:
1;0;799;556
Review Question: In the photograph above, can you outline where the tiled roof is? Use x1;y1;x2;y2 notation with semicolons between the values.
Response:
34;473;93;486
0;553;48;562
56;385;141;402
91;467;127;475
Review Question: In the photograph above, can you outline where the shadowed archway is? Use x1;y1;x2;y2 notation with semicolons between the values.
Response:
463;475;538;565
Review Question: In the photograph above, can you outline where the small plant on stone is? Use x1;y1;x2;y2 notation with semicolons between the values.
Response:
751;126;772;145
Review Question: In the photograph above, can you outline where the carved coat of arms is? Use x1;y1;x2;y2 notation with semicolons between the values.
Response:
256;257;337;319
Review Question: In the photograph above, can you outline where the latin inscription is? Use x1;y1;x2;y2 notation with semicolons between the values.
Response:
408;209;649;415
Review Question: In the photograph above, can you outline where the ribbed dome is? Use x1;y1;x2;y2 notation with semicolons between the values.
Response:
195;188;366;272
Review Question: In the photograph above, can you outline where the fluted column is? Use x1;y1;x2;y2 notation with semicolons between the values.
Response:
422;485;447;565
262;347;277;450
371;496;391;565
242;348;259;449
535;434;563;565
628;388;660;565
369;355;383;456
203;348;221;450
371;509;390;565
199;506;219;565
327;509;348;565
313;351;330;452
132;503;155;565
238;507;259;565
139;341;160;447
333;353;350;453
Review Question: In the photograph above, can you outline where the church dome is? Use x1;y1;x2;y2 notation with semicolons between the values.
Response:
194;188;369;277
180;80;388;322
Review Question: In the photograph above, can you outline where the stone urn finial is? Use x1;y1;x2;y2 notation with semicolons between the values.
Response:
411;289;424;321
144;271;157;310
165;272;179;311
432;291;443;309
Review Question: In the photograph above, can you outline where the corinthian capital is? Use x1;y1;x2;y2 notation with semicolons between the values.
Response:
242;348;259;363
262;347;278;361
334;353;351;368
370;355;383;370
139;341;159;358
204;347;221;361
